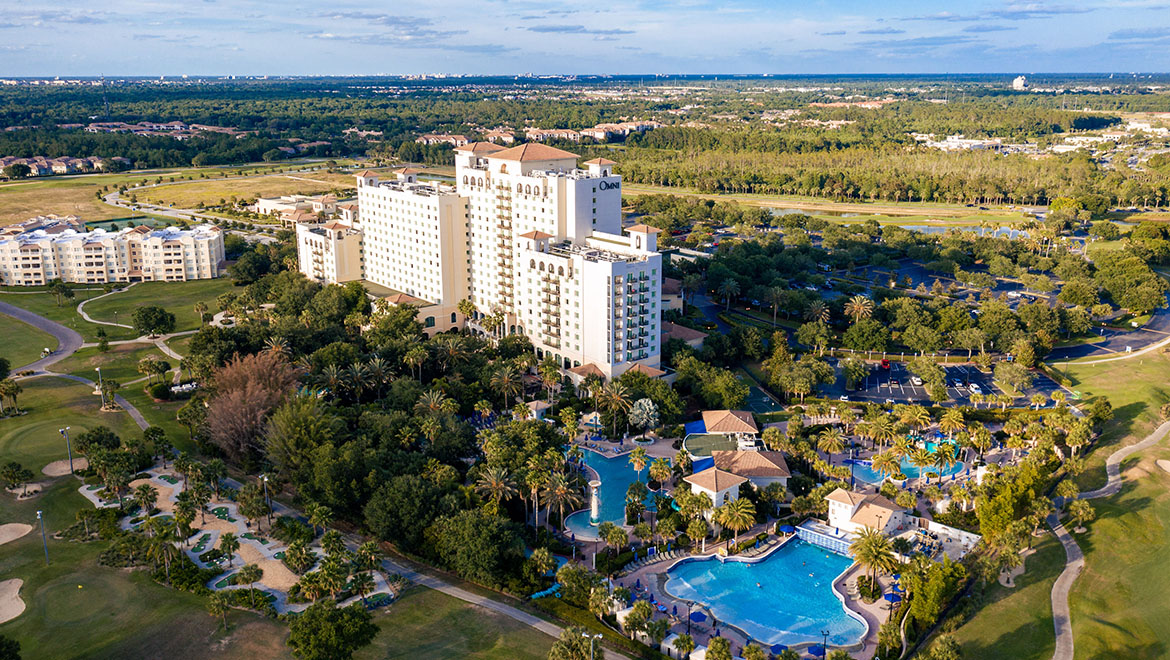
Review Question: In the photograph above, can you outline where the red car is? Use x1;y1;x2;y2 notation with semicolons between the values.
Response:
880;359;891;370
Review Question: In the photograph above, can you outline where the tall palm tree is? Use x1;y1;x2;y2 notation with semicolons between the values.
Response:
910;447;935;484
598;381;631;439
194;301;209;325
768;286;786;326
541;472;582;527
135;483;158;515
871;414;898;450
648;458;672;488
306;502;331;537
350;571;375;606
403;346;427;382
939;408;966;441
219;532;240;568
627;447;649;477
716;497;756;548
899;405;931;432
318;364;345;399
933;442;957;479
681;274;703;311
475;466;517;514
817;428;846;464
850;527;897;582
344;363;371;400
365;356;389;396
491;365;522;410
843;295;874;325
525;459;550;527
717;278;740;311
415;389;456;417
236;563;263;608
871;452;902;481
538;358;561;401
804;300;830;324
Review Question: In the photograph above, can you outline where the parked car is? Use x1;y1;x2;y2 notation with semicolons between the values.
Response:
969;383;983;395
880;359;891;370
910;376;923;386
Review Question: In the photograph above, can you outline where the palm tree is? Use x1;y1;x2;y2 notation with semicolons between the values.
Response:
890;435;914;460
681;274;703;311
768;286;786;326
910;447;935;484
541;472;582;527
673;634;696;659
933;442;958;479
219;532;240;568
365;356;389;396
307;502;331;537
804;300;830;324
403;346;427;381
147;526;181;580
203;458;227;499
598;381;631;439
716;497;756;549
236;563;264;608
344;363;371;400
817;428;846;464
319;364;344;398
491;365;522;410
900;405;930;431
207;591;231;630
475;466;517;514
0;379;24;410
1068;499;1095;531
648;458;672;489
628;446;649;477
717;278;740;311
871;414;898;450
355;541;381;573
871;452;902;481
843;295;874;324
849;527;897;582
350;571;376;606
939;408;966;441
415;389;456;417
194;301;209;324
538;358;561;401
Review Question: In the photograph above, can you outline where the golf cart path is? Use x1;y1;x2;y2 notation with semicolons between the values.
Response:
76;282;137;328
1048;420;1170;660
0;300;83;372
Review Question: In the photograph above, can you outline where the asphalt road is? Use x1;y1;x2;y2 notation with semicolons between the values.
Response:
1048;302;1170;360
0;299;83;372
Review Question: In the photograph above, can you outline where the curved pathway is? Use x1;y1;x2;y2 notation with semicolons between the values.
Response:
76;283;137;328
1047;420;1170;660
0;300;83;372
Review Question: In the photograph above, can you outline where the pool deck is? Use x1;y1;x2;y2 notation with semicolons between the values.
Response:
618;530;888;658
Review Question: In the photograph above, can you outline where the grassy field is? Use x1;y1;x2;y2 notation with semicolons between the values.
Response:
120;387;191;451
948;535;1064;660
355;587;554;660
1062;351;1170;491
0;376;143;474
1067;447;1170;659
138;171;359;209
82;278;237;333
0;314;57;369
0;288;130;342
165;334;194;359
55;343;172;384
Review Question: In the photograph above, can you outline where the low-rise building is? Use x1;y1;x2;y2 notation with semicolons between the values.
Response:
710;450;790;490
662;321;707;350
416;133;470;147
684;467;747;513
825;488;907;536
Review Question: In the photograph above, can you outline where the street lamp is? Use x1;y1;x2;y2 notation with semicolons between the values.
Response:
261;474;272;529
58;427;74;475
36;510;48;565
95;367;105;407
821;629;830;659
582;632;603;660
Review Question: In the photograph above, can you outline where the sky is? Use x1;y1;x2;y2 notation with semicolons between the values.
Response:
1;1;1168;76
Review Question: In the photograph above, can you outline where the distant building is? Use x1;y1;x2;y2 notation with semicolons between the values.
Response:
1012;75;1028;91
661;321;706;350
416;133;470;147
484;129;516;144
661;277;684;312
0;218;224;285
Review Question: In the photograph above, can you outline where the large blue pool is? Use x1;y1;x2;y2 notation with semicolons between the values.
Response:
563;449;655;541
664;539;866;647
848;457;965;484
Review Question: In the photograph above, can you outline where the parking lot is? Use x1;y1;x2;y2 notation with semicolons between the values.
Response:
827;359;1066;408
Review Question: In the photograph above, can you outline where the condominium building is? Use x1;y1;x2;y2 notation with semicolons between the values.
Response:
299;146;663;377
0;220;225;286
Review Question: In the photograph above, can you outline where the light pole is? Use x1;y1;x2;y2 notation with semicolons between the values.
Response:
261;474;272;529
95;367;105;407
59;427;74;475
37;510;48;565
582;632;602;660
821;629;829;659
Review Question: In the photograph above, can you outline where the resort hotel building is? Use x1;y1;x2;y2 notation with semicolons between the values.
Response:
0;216;225;286
296;144;664;378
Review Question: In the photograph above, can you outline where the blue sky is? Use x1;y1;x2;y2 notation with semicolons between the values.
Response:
1;1;1168;76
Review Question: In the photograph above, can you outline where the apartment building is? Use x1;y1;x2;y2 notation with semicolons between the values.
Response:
295;221;364;285
300;146;663;378
0;220;224;285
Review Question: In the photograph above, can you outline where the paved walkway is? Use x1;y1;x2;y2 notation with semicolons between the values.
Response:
76;283;137;328
1047;420;1170;660
0;300;83;372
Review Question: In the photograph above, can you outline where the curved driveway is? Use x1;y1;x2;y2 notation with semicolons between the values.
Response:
0;299;83;372
1048;302;1170;361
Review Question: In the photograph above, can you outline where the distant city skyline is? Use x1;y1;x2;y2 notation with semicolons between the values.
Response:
1;1;1169;76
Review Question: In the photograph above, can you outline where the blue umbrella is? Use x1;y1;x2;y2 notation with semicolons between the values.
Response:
672;605;678;617
884;593;902;603
808;643;827;657
771;643;789;653
779;524;796;534
714;628;721;637
689;611;707;623
755;539;760;549
892;583;904;593
635;578;641;590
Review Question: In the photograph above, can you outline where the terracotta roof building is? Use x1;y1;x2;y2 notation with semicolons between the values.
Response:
702;410;758;435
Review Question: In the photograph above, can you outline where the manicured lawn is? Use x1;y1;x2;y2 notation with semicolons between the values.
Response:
120;387;193;452
948;534;1064;660
55;342;172;384
139;172;356;209
0;376;143;474
0;314;57;369
0;480;287;660
1061;352;1170;491
0;289;131;342
166;334;195;358
82;278;238;333
355;587;554;660
1068;449;1170;660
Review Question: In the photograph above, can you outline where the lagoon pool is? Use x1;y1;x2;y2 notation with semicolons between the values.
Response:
848;457;965;484
663;539;866;647
563;449;655;541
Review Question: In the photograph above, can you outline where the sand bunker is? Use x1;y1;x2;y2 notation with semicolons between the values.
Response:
0;523;32;547
236;543;299;591
6;482;45;499
42;457;87;477
129;479;175;514
0;579;25;624
1157;459;1170;475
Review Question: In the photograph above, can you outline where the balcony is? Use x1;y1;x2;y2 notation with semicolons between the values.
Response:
541;273;557;283
541;283;559;295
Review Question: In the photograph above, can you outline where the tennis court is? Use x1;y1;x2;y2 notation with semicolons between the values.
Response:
683;433;739;457
745;386;783;414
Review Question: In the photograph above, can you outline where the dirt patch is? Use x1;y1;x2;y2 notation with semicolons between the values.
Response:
0;523;32;546
6;482;46;499
42;457;87;477
129;478;175;514
236;543;298;591
1157;459;1170;475
202;517;244;536
0;579;25;624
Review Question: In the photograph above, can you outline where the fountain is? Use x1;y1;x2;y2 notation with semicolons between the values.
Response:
588;480;601;526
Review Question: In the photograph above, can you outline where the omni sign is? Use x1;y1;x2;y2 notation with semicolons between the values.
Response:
599;180;620;191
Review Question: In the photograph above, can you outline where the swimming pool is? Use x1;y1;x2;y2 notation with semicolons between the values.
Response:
563;449;656;541
663;539;867;647
847;457;965;484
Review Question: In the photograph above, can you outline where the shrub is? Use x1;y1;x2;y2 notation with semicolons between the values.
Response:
199;548;225;564
271;516;314;545
858;575;882;602
155;554;221;595
147;383;171;401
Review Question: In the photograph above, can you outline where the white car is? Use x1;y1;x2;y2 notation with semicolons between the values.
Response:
968;383;983;395
909;376;923;386
838;395;849;402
